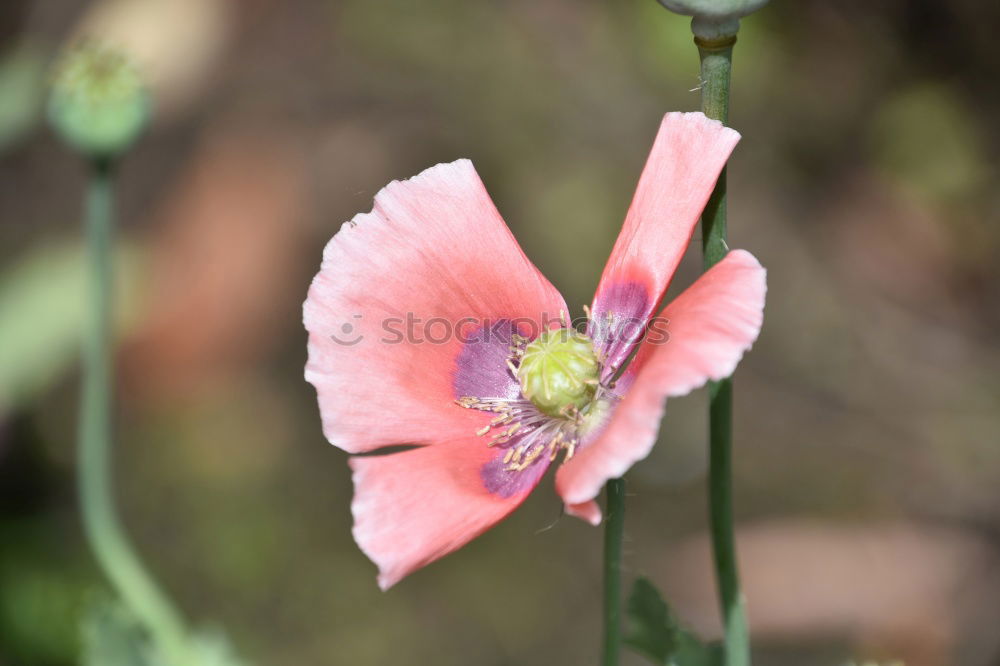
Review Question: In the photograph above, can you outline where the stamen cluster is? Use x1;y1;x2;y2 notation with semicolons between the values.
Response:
456;326;616;473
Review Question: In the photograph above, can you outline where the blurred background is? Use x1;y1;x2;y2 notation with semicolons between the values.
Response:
2;1;999;664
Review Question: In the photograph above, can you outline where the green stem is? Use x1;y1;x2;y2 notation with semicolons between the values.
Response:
602;477;626;666
698;35;751;666
80;160;189;664
699;39;731;266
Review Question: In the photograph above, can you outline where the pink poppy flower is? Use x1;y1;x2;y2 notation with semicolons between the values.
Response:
304;112;766;590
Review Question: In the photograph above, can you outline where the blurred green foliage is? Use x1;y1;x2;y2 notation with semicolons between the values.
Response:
81;597;248;666
82;598;158;666
0;559;83;662
872;83;988;203
0;42;47;154
0;241;140;415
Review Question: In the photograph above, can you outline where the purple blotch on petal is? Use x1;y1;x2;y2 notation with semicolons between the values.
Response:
588;280;651;375
480;437;551;498
452;320;524;400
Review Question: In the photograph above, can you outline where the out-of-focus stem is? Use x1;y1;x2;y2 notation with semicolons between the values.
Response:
697;33;751;666
602;477;626;666
80;159;189;665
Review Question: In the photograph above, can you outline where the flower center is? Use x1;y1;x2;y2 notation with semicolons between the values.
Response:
516;328;600;418
455;325;617;476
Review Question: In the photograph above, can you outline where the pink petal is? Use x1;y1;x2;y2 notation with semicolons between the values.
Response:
304;160;567;453
565;500;602;526
350;435;550;590
589;112;740;373
557;250;766;510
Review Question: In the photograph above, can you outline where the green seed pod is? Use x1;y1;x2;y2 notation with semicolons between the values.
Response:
47;43;149;161
517;328;600;418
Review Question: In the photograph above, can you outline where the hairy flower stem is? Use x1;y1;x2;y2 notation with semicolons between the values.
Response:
698;35;751;666
80;159;189;664
602;477;626;666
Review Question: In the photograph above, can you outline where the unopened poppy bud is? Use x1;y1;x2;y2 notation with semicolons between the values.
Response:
517;328;600;418
656;0;769;40
47;43;149;160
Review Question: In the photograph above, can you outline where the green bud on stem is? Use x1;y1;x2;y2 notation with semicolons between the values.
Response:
655;0;768;41
48;42;149;161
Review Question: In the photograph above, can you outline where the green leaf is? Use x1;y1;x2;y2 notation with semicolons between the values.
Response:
624;577;723;666
80;595;251;666
624;577;673;663
81;597;163;666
